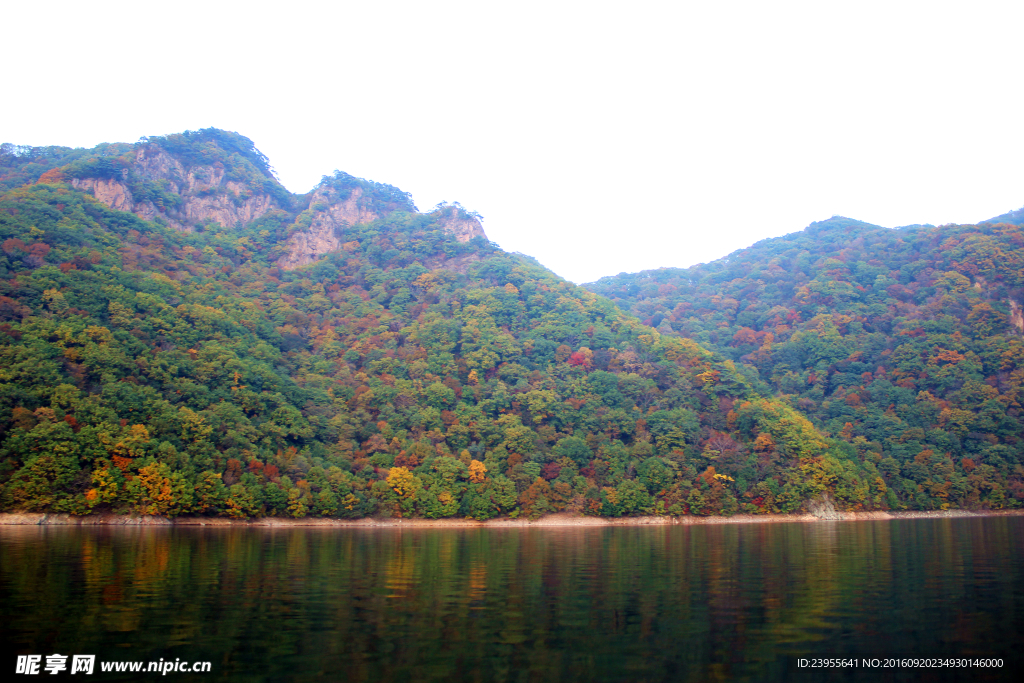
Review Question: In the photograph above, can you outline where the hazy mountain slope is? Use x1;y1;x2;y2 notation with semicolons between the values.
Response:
983;205;1024;226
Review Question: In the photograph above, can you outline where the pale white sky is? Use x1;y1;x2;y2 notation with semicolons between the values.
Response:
5;1;1023;283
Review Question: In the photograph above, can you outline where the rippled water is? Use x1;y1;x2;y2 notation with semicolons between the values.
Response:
2;518;1022;682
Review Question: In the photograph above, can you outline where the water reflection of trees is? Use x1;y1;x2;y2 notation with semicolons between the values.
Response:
1;520;1022;682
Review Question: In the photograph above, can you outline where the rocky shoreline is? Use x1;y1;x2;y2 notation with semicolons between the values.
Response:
1;509;1020;529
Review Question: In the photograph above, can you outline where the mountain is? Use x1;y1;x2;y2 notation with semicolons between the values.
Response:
982;205;1024;226
585;216;1024;510
2;129;484;272
0;130;1019;520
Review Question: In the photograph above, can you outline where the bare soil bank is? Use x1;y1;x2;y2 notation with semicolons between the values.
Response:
2;509;1022;528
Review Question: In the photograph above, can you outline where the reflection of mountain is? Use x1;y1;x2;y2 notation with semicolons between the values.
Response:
3;521;1020;680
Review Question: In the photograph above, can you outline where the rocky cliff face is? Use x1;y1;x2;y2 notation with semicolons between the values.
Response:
277;200;489;270
1009;299;1024;336
72;145;282;232
70;177;134;212
69;135;487;270
277;185;380;270
433;207;486;243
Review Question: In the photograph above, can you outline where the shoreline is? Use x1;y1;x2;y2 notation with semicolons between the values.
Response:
2;509;1022;528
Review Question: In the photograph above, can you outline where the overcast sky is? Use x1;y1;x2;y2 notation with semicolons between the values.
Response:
6;1;1024;283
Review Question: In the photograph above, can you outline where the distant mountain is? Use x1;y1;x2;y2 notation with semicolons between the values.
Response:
585;214;1024;510
982;206;1024;226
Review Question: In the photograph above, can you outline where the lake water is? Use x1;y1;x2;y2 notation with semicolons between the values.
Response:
2;518;1022;682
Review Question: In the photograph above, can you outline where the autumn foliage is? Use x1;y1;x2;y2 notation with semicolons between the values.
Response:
1;137;1022;520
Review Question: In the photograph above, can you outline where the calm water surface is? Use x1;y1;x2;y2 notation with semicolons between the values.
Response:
2;518;1023;682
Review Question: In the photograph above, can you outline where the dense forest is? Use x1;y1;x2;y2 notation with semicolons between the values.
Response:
1;130;1021;520
586;216;1024;511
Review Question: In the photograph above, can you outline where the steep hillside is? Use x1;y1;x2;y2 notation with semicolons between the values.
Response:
0;131;1015;520
2;129;482;272
586;216;1024;510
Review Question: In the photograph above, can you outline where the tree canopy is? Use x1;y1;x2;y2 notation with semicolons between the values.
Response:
1;136;1021;520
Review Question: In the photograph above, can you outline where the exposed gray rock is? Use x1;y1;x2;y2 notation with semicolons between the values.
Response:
807;493;844;520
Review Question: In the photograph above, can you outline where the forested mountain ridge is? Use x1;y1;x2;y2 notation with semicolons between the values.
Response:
1;129;484;272
982;206;1024;227
0;130;1019;520
585;215;1024;510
